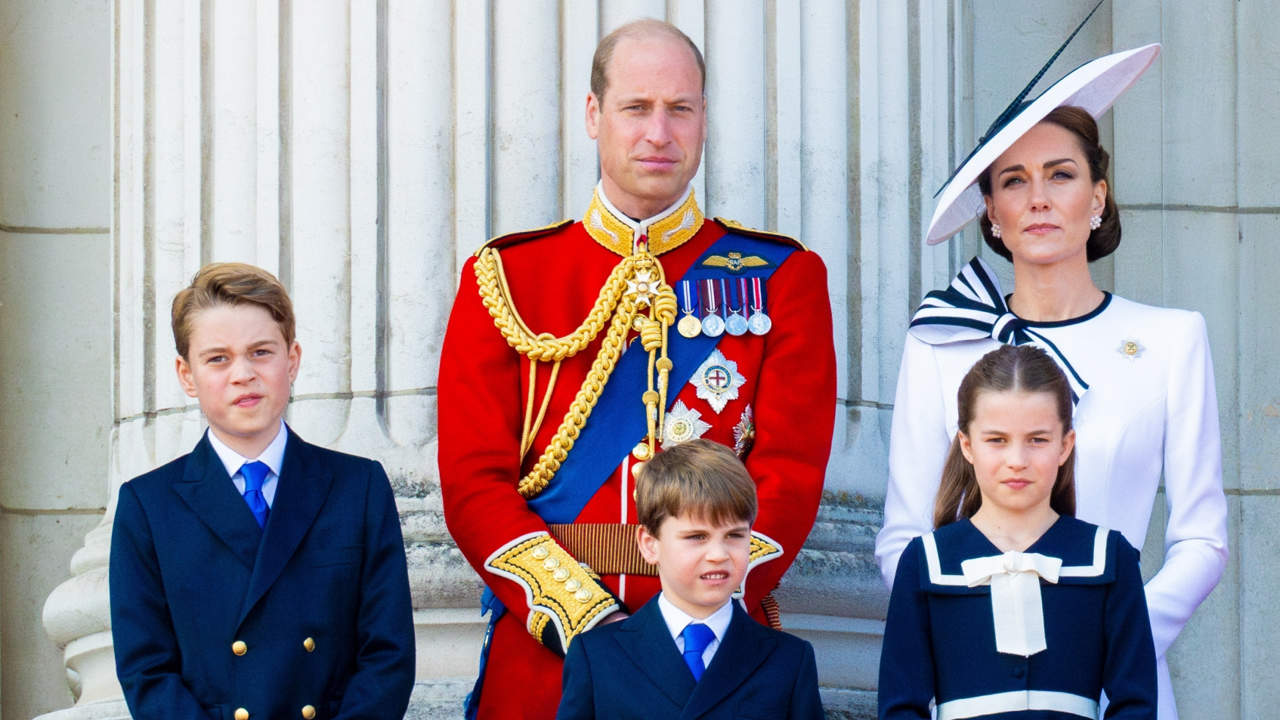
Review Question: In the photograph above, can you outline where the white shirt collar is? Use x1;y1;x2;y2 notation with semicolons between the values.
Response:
595;181;694;238
206;420;288;479
656;592;734;647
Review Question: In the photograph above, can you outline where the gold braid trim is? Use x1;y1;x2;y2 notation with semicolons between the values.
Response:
475;244;677;499
475;247;634;362
484;532;620;651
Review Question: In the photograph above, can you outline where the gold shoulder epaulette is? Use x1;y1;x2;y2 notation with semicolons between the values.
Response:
712;217;808;251
475;219;575;255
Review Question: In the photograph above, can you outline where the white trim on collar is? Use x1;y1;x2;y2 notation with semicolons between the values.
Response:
921;525;1109;586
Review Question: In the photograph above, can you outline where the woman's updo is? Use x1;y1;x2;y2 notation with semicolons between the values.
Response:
977;105;1122;262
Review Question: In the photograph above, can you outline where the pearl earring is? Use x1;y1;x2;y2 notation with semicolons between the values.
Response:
1089;215;1102;231
990;222;1002;239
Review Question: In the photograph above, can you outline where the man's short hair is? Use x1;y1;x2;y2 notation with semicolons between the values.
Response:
171;262;296;359
636;439;757;535
590;18;706;101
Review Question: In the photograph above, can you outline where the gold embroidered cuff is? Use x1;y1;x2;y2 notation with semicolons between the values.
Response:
484;532;620;654
748;530;784;573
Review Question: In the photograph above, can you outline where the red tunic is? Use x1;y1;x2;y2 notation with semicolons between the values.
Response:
438;197;835;719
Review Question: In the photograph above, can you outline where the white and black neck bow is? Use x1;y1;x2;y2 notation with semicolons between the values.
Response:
909;256;1089;405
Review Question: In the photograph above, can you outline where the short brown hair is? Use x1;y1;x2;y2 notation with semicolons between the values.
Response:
636;439;756;536
933;345;1076;529
978;105;1121;262
590;18;706;101
171;262;296;359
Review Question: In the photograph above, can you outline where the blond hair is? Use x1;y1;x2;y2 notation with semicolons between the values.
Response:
171;262;295;358
637;439;756;535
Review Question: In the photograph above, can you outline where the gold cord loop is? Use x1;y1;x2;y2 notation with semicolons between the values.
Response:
475;243;676;499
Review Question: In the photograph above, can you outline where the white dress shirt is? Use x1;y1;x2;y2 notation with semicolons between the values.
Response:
207;421;288;508
656;592;735;670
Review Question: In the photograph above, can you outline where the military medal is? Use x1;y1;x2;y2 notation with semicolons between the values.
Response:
662;400;711;447
724;278;748;336
701;278;725;337
733;404;755;458
691;349;746;413
747;277;772;335
677;280;702;338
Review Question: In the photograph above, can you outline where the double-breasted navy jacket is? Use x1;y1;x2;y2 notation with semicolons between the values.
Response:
557;596;823;720
109;427;415;720
878;515;1156;719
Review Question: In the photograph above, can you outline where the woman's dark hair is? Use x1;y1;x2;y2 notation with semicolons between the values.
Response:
933;344;1076;529
977;105;1121;262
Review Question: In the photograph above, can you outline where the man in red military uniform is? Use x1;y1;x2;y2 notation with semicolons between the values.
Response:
438;18;836;719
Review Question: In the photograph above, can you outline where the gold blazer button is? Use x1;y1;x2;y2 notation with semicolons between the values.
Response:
231;640;247;656
234;709;250;720
301;705;317;719
303;636;316;652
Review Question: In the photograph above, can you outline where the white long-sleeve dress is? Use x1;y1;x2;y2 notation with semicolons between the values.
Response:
875;259;1228;720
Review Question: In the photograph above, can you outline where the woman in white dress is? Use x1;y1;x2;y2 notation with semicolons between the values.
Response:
874;43;1227;720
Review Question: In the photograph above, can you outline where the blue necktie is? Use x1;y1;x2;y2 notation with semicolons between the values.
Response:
681;622;716;682
240;461;271;528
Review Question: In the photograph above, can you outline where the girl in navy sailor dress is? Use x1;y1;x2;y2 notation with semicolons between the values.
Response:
878;345;1156;719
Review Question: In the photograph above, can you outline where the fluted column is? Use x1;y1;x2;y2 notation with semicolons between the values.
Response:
36;1;486;716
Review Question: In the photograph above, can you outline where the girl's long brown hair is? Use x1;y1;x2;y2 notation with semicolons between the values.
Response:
932;344;1076;529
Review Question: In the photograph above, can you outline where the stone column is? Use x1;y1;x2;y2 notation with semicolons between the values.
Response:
36;1;483;717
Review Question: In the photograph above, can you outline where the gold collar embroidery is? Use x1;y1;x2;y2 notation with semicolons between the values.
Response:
584;185;704;256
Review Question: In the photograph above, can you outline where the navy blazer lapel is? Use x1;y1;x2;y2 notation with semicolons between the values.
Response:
681;604;777;719
238;428;334;625
171;434;263;569
615;599;698;709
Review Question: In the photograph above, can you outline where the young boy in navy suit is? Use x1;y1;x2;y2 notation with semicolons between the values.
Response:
557;439;823;719
109;263;415;720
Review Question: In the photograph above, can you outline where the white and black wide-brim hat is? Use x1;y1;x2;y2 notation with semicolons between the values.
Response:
925;42;1161;246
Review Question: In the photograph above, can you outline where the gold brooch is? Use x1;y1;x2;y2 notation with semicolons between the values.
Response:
1117;338;1145;360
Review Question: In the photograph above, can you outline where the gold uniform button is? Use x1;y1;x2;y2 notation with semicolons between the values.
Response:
301;705;317;719
234;709;249;720
542;556;560;570
531;545;549;560
552;567;570;582
631;442;652;461
575;588;593;602
231;640;247;656
303;636;316;652
565;579;582;592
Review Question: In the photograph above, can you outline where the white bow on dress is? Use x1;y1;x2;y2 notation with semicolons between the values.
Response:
961;551;1063;657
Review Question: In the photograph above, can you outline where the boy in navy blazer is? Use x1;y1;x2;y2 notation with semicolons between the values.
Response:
557;439;823;719
109;263;415;719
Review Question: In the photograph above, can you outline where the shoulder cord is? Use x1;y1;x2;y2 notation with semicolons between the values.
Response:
474;246;678;498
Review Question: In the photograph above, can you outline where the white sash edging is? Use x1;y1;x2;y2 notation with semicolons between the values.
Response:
936;690;1098;719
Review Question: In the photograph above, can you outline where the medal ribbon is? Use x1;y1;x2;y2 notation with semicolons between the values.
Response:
751;277;765;314
908;256;1089;404
681;280;697;315
722;278;740;315
703;278;718;315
